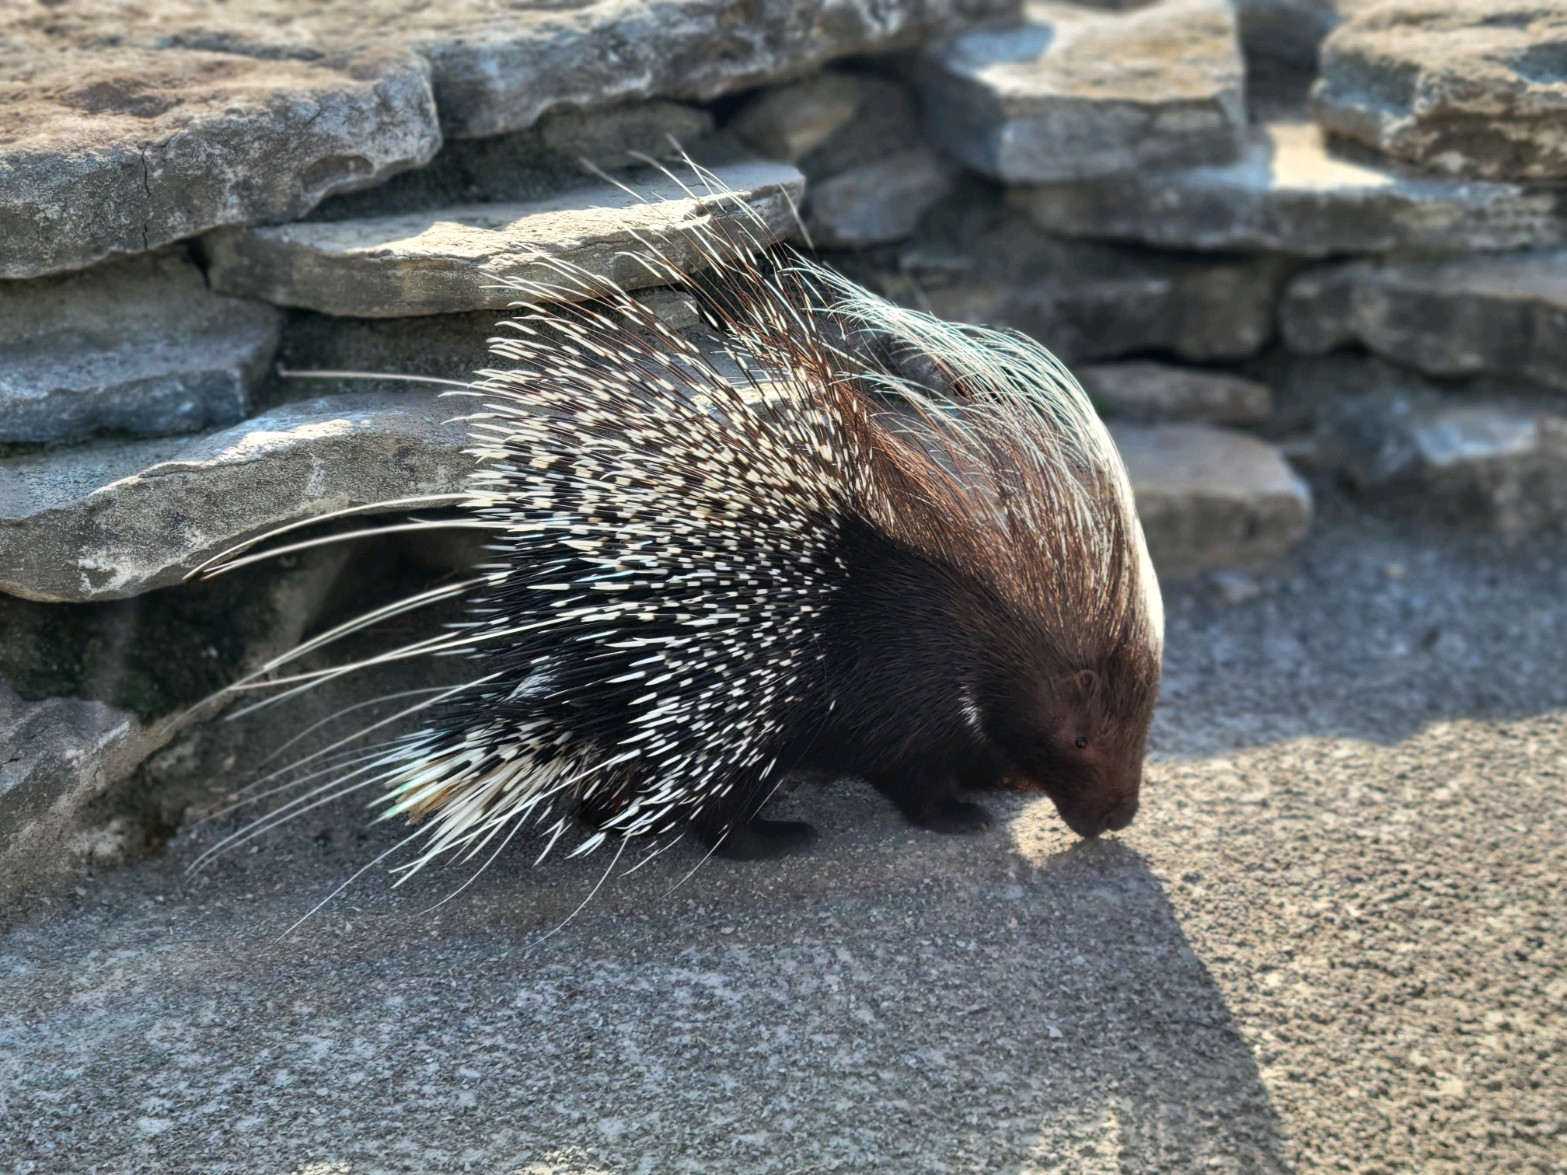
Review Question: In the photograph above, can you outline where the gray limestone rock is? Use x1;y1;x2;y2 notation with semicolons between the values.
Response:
917;0;1246;183
203;160;806;317
907;251;1291;363
0;251;282;444
1078;362;1274;425
807;148;955;248
1011;119;1567;255
369;0;1022;140
0;47;441;280
730;71;953;247
0;546;355;902
1114;422;1313;575
1314;0;1567;181
873;197;1291;364
260;311;506;407
3;0;1014;278
3;0;1016;146
0;688;147;905
1280;252;1567;393
729;72;874;165
0;393;471;603
1319;391;1567;531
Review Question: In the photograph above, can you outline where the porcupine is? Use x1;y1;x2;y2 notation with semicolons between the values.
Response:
194;167;1164;881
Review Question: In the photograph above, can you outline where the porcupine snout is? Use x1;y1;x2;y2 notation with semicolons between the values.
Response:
1051;771;1140;839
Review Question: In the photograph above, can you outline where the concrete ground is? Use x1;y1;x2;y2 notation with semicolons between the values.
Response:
2;497;1564;1174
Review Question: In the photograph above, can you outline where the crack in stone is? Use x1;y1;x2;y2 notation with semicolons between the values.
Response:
139;149;153;252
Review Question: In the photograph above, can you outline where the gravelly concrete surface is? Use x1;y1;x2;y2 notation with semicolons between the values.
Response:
2;497;1565;1174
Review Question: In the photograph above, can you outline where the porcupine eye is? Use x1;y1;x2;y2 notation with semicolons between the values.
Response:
1075;737;1089;749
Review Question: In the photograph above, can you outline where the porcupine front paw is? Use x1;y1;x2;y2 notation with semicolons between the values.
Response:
709;818;819;861
871;774;996;835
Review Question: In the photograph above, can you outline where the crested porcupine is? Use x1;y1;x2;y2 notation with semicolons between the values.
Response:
194;167;1163;880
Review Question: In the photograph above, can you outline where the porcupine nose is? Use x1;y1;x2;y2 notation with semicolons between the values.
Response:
1061;791;1139;838
1102;792;1138;832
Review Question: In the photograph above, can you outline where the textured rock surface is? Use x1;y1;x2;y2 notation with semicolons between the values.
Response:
0;48;440;280
260;311;506;407
1247;350;1433;439
863;198;1296;364
1280;251;1567;392
0;394;470;603
0;688;146;906
0;251;281;444
728;72;872;163
1115;423;1313;574
917;0;1246;182
310;100;718;223
1320;392;1567;531
204;160;805;316
730;71;952;246
807;148;953;247
3;0;1015;146
384;0;1019;139
0;548;355;900
1012;119;1567;255
1079;362;1273;425
1315;0;1567;180
908;249;1291;363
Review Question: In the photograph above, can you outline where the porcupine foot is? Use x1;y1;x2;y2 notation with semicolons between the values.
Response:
708;818;819;861
870;774;995;835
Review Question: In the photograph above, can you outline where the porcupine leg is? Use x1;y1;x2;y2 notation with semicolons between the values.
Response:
678;760;821;859
706;817;819;861
869;771;995;835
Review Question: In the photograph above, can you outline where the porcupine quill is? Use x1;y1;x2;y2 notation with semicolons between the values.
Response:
185;159;1164;906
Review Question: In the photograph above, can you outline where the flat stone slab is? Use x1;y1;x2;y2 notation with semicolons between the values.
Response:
731;71;953;248
1114;423;1313;575
917;0;1246;183
1280;251;1567;393
0;687;146;906
0;47;440;280
7;516;1567;1173
1011;119;1567;255
881;200;1292;363
305;100;720;224
1315;0;1567;181
911;251;1290;363
0;394;471;603
4;0;1012;147
0;251;281;444
1079;362;1273;425
3;0;1011;278
805;147;954;248
0;545;361;902
204;160;806;317
1320;392;1567;531
349;0;1018;140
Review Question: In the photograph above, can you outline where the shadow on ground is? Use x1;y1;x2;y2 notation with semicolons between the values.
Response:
0;794;1288;1173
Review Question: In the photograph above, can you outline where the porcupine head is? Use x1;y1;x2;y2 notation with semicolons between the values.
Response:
191;170;1163;878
